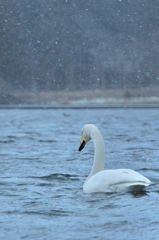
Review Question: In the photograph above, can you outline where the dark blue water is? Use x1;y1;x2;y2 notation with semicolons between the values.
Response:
0;109;159;240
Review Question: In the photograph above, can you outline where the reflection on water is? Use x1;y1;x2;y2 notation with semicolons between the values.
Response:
0;108;159;240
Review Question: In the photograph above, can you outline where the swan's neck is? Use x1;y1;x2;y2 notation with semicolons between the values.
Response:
87;129;105;180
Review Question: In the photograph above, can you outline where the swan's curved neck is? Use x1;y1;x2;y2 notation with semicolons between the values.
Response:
87;128;105;179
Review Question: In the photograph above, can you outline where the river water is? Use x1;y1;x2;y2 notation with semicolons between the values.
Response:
0;108;159;240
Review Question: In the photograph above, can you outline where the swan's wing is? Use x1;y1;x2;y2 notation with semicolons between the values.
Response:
83;169;151;193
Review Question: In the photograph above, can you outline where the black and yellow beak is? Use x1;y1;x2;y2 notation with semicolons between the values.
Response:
78;137;86;151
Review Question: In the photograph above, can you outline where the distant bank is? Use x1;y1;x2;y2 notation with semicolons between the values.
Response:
1;104;159;109
1;87;159;105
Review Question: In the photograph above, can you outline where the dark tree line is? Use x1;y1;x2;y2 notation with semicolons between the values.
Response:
0;0;159;92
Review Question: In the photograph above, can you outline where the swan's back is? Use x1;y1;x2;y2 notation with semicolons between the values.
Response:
83;169;151;193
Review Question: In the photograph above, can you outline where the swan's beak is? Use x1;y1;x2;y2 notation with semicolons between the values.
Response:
78;137;86;151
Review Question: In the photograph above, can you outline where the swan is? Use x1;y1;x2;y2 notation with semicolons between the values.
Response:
78;124;151;193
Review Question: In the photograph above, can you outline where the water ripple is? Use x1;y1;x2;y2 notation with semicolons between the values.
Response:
1;109;159;240
31;173;80;181
3;209;72;217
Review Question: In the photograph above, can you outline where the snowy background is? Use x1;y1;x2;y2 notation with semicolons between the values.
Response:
0;0;159;103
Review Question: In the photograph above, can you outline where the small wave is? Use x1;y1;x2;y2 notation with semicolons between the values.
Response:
126;137;138;142
38;139;57;143
23;201;38;207
15;156;41;161
3;209;72;217
3;210;20;215
31;173;80;181
0;181;11;186
103;220;129;228
139;168;159;172
99;203;119;209
35;182;53;187
25;209;72;217
126;147;158;151
0;139;15;143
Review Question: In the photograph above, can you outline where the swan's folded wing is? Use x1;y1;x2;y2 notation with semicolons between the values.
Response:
83;169;151;193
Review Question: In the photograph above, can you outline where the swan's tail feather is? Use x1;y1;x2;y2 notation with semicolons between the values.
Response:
127;184;147;194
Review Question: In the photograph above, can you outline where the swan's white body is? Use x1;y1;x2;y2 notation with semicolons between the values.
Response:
79;124;151;193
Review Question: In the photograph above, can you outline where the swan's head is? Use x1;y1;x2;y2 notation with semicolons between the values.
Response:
78;124;97;151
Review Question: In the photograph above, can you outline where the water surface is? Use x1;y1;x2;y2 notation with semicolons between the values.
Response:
0;109;159;240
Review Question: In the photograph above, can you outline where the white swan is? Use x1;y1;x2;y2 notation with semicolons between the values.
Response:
78;124;151;193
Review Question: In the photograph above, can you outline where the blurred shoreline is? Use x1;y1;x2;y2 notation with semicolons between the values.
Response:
1;87;159;105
